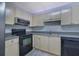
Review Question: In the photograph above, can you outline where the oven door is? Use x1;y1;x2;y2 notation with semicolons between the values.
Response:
19;34;33;56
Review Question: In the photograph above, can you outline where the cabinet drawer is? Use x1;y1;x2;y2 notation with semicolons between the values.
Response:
5;37;19;47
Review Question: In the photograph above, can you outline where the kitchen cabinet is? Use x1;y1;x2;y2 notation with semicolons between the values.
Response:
48;35;61;56
33;35;41;49
32;15;44;26
5;3;32;26
15;8;32;21
40;35;48;51
5;5;16;25
50;11;61;21
33;35;48;51
72;5;79;24
61;5;79;25
61;8;72;25
5;37;19;56
33;34;61;55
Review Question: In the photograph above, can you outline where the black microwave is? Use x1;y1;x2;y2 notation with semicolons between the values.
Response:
14;17;30;26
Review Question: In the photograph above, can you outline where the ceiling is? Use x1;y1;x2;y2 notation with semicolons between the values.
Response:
12;2;71;15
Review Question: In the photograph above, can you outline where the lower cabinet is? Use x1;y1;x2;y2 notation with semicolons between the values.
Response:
33;35;61;56
33;35;40;49
5;43;19;56
5;37;19;56
48;36;61;55
40;36;48;52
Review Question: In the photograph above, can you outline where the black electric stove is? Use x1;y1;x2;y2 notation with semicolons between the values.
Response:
12;29;33;56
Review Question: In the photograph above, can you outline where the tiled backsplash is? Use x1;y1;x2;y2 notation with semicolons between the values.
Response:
5;24;79;35
5;25;32;33
61;25;79;32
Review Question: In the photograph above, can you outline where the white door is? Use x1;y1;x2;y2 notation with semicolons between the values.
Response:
61;8;72;25
48;36;61;55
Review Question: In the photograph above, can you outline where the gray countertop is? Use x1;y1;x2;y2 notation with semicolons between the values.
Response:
5;33;19;41
5;32;32;41
32;31;79;38
5;30;79;41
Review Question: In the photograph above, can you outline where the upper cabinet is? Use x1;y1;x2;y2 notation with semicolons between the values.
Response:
31;15;44;26
61;8;72;25
31;11;61;26
48;11;61;21
15;8;32;21
61;4;79;25
5;3;32;26
72;5;79;24
5;4;16;25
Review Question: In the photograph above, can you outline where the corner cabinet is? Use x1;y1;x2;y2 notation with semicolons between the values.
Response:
33;35;48;51
33;34;61;56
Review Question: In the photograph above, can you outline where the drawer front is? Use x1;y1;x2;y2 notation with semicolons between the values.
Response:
5;37;19;47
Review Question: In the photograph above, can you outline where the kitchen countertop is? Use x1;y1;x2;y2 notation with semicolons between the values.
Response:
32;31;79;38
5;32;32;41
5;33;19;41
5;30;79;41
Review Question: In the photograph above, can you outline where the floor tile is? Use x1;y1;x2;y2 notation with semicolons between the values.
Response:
26;49;53;56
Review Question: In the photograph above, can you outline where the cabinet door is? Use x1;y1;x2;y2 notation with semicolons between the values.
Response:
72;5;79;24
47;11;61;21
5;43;19;56
5;5;15;25
5;38;19;56
33;35;40;49
32;15;44;26
61;8;72;25
48;36;61;55
40;36;48;51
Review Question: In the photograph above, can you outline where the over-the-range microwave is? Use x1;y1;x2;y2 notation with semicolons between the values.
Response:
14;17;30;26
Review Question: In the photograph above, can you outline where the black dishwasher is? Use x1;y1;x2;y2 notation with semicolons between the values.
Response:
61;37;79;56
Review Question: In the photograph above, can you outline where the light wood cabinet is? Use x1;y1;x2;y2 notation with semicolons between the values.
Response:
61;8;72;25
72;5;79;24
33;35;40;49
40;36;48;51
5;5;16;25
48;36;61;55
32;15;44;26
5;37;19;56
61;5;79;25
5;3;32;26
33;35;61;55
33;35;48;51
15;8;32;21
50;11;61;21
